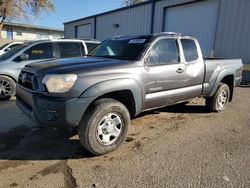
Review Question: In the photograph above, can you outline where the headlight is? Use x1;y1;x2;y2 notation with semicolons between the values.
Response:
42;74;77;93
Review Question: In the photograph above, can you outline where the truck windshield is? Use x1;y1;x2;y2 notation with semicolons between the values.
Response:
88;37;151;60
0;43;30;60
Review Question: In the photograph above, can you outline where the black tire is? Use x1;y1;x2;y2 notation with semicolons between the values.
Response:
206;83;230;112
78;98;130;155
0;75;16;100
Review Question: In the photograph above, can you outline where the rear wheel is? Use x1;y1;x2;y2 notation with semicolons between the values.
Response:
0;76;16;100
78;98;130;155
206;83;230;112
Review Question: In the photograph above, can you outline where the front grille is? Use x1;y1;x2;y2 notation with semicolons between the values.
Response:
18;71;38;90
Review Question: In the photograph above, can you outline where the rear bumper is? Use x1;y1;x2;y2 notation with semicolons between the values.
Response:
16;84;94;127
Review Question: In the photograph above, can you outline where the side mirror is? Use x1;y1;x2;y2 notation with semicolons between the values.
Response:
4;48;11;52
14;54;29;62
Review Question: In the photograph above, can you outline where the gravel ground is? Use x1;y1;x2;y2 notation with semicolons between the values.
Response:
0;87;249;188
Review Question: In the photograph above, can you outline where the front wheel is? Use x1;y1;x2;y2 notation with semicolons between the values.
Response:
0;75;16;100
78;98;130;155
206;83;230;112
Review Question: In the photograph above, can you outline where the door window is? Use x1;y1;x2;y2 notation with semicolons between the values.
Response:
24;43;53;60
181;39;199;62
58;42;83;58
147;39;179;66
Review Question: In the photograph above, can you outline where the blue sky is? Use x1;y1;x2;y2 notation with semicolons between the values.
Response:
31;0;122;29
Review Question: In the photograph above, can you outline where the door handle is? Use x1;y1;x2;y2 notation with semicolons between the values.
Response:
176;68;184;74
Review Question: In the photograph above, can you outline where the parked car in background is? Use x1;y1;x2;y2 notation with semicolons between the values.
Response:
0;42;23;56
0;39;100;99
16;33;242;155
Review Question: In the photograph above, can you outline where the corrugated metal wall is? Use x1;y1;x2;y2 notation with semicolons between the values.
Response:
163;0;219;57
215;0;250;65
153;0;197;33
63;0;197;40
96;4;152;40
64;18;95;39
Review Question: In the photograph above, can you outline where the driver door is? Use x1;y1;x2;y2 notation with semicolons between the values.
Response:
142;37;187;110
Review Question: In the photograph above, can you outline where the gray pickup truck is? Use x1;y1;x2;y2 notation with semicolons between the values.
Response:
16;33;242;155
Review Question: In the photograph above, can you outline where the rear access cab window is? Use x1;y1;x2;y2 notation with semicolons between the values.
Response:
181;39;199;62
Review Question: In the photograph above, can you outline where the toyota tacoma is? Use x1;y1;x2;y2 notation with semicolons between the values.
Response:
16;33;243;155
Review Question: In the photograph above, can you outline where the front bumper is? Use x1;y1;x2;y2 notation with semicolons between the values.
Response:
16;84;94;127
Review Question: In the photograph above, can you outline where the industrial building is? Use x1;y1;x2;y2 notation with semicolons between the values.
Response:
64;0;250;82
1;22;64;41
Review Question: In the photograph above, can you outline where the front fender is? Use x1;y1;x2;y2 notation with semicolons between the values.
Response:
80;78;142;115
208;68;235;97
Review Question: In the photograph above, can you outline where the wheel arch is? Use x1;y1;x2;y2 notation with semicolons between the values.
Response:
95;90;136;117
221;75;234;102
209;68;235;101
80;79;142;118
0;74;17;82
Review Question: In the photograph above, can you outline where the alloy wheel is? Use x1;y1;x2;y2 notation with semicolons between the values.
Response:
96;113;123;146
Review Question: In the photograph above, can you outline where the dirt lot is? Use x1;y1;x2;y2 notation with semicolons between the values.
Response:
0;88;249;188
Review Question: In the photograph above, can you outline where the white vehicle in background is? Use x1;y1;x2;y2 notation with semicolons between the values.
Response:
0;38;100;99
0;42;23;56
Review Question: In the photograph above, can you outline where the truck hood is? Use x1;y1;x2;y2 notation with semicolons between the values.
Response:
0;59;9;64
25;57;134;74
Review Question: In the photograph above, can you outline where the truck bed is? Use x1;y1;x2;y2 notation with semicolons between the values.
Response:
202;59;243;96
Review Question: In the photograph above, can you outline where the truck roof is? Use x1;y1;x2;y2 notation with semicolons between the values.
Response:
111;32;192;41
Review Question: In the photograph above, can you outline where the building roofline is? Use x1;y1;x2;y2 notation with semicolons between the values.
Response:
23;38;99;43
63;0;156;25
4;22;64;32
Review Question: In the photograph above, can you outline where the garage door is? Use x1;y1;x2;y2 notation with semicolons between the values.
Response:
76;24;91;39
164;0;219;57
